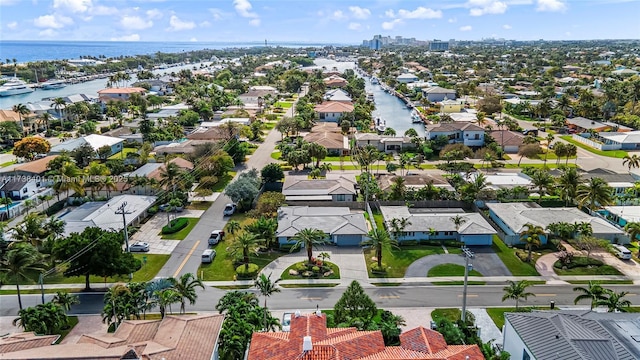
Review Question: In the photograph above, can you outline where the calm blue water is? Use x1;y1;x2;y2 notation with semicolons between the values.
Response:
0;41;334;63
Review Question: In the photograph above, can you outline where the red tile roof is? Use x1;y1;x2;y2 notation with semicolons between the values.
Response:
247;314;484;360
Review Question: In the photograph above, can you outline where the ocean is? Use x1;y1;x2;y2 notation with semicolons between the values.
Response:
0;40;339;63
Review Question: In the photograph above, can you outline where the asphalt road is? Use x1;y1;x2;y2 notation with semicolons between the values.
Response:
2;284;639;317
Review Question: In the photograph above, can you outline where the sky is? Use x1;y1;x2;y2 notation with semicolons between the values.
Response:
0;0;638;43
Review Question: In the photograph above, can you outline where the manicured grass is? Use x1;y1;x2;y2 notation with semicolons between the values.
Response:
486;306;555;329
264;122;276;130
323;155;352;162
0;288;82;295
160;217;200;240
274;101;293;108
108;147;138;160
432;281;487;285
211;172;236;192
280;283;340;288
213;285;252;290
560;136;628;158
271;151;282;160
427;264;482;277
553;258;623;276
371;210;385;230
537;151;576;160
364;245;454;278
567;280;633;285
431;308;461;322
0;160;16;168
491;235;540;276
280;261;341;280
55;316;79;344
186;201;212;210
371;282;402;286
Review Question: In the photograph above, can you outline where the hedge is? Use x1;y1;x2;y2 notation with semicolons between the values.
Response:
236;263;259;278
44;199;66;216
161;218;189;234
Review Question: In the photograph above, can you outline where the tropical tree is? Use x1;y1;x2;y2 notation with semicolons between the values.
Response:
254;273;281;331
573;281;607;310
576;177;614;212
388;217;411;240
362;228;397;269
159;161;183;196
226;220;241;239
229;232;263;271
154;288;181;318
530;169;554;199
172;273;204;314
0;197;12;220
0;244;45;310
625;222;640;242
597;289;632;312
623;154;640;171
52;291;80;313
13;302;68;335
450;215;467;233
12;103;30;136
333;281;378;328
290;228;329;263
502;280;535;310
53;97;66;129
520;223;545;262
557;167;582;206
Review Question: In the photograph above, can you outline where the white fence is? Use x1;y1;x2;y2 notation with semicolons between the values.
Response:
571;134;621;151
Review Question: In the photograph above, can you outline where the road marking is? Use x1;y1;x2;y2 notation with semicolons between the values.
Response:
173;241;201;278
300;297;322;300
457;294;478;298
379;295;400;299
536;294;557;297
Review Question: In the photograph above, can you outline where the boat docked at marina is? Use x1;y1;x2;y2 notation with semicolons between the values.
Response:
370;77;379;85
40;79;67;90
375;117;387;133
0;77;34;97
411;110;423;123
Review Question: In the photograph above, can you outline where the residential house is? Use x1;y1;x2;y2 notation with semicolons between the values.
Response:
304;131;348;156
354;133;414;153
0;314;224;360
486;202;627;245
97;87;146;104
0;176;39;200
323;75;348;88
425;123;485;147
396;73;419;84
186;127;228;141
238;89;275;107
153;140;213;155
579;168;636;197
324;88;352;102
566;117;610;133
147;103;190;122
132;75;176;95
0;109;37;134
314;101;354;123
422;86;457;102
503;311;640;360
115;158;194;196
11;155;58;177
598;131;640;150
380;206;496;245
440;99;464;113
600;206;640;231
489;130;525;153
448;112;478;122
377;173;454;192
247;312;484;360
283;175;357;202
276;206;368;246
49;134;124;157
465;172;532;191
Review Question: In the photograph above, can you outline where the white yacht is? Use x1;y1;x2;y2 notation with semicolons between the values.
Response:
41;79;67;90
0;78;34;97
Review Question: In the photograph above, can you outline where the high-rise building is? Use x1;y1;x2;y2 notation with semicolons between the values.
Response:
429;40;449;51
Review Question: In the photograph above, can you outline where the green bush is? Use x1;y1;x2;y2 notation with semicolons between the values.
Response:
312;266;320;272
161;218;189;234
45;200;66;216
371;263;387;274
399;240;419;246
147;206;158;215
265;114;277;121
554;256;603;269
515;250;529;262
295;262;307;272
236;263;259;278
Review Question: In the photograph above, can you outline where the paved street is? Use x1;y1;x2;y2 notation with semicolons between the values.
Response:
129;209;205;255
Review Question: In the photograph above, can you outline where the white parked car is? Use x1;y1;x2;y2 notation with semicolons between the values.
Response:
223;203;237;216
129;242;150;252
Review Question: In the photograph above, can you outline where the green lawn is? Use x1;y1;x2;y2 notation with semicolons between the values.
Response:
271;151;282;160
431;308;461;322
0;288;82;295
427;264;482;277
0;160;16;168
491;236;540;276
567;280;633;284
211;172;236;192
432;281;487;285
560;136;628;158
280;261;340;280
486;306;555;329
280;283;340;288
364;245;460;278
187;201;212;210
274;101;293;108
553;258;623;276
108;147;138;160
371;210;385;229
160;217;200;240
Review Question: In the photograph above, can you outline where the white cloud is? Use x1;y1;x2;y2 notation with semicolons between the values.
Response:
536;0;567;12
460;25;473;31
468;0;508;16
6;21;17;29
110;34;140;41
384;9;395;18
190;37;197;42
146;9;163;19
249;18;260;26
209;8;225;21
120;15;153;30
92;5;117;15
0;0;21;6
331;10;347;20
39;29;58;37
348;22;362;30
167;15;195;31
395;6;442;19
348;6;370;19
382;18;403;30
234;0;258;18
34;14;73;28
53;0;91;13
503;24;512;29
448;17;457;23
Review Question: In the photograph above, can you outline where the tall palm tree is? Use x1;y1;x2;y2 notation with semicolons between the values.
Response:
597;289;632;312
291;228;329;263
53;97;66;129
502;280;535;310
55;162;84;198
85;162;110;199
530;169;554;199
172;273;204;314
254;273;281;332
450;215;467;233
12;103;30;136
52;291;80;313
520;223;545;263
159;162;183;197
573;281;607;310
624;222;640;243
361;228;397;269
623;154;640;171
544;133;554;167
226;220;241;239
0;244;45;310
229;232;263;271
557;167;582;206
40;112;52;132
0;197;12;220
154;288;180;318
576;177;614;212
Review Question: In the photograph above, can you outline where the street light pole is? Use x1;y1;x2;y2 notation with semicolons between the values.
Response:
461;246;475;323
115;202;133;279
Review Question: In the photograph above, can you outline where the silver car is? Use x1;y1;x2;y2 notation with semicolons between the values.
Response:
129;242;150;252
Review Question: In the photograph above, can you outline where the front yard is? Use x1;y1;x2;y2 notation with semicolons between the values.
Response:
160;217;200;240
364;245;461;278
491;236;540;276
560;136;628;158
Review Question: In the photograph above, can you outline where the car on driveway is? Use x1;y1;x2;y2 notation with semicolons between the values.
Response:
129;242;150;252
223;203;236;216
209;230;225;245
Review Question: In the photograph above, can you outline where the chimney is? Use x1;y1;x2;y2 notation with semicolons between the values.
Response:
302;336;313;352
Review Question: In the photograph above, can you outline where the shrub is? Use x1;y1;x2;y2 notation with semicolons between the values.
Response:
554;256;603;270
515;250;529;262
235;263;259;278
265;114;277;121
161;217;189;234
100;126;110;134
312;266;320;272
295;262;307;272
147;206;158;215
399;240;419;246
44;200;65;216
371;263;387;274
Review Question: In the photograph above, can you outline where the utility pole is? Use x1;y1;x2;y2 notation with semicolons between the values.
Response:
115;202;133;279
461;246;475;323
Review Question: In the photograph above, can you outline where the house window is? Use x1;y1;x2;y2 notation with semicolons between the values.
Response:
336;194;346;201
22;188;28;194
474;133;480;139
522;350;531;360
320;113;326;119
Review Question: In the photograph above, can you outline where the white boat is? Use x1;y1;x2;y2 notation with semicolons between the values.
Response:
375;118;386;133
412;111;422;123
371;77;379;85
0;78;34;97
41;79;67;90
366;92;374;102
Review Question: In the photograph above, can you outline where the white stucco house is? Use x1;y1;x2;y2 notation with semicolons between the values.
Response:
425;123;485;147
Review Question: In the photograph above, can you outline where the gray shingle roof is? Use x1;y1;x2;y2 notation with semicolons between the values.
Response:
282;176;356;196
380;206;496;235
276;206;368;238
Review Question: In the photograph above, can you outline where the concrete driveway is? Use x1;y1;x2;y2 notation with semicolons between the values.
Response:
130;209;205;255
405;247;512;277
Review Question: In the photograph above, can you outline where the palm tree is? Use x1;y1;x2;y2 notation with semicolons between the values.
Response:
291;228;329;264
597;289;632;312
172;273;204;314
85;162;110;199
502;280;535;310
557;167;582;206
389;217;412;240
544;133;554;167
361;228;397;269
159;161;183;197
530;169;554;199
254;273;281;331
0;244;46;310
154;288;180;318
520;223;545;262
52;291;80;313
625;222;640;242
450;215;467;233
573;281;607;310
576;177;614;212
12;103;30;136
53;97;66;129
40;112;52;132
623;154;640;171
229;232;263;271
226;220;241;239
55;162;84;198
0;197;12;220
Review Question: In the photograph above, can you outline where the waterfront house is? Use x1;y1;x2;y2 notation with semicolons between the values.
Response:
97;87;146;104
440;99;464;113
314;101;354;123
422;86;457;102
49;134;124;157
276;206;368;246
282;175;357;202
425;122;485;147
380;206;495;245
354;133;414;153
486;202;627;245
323;88;352;102
323;75;348;88
396;73;419;84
